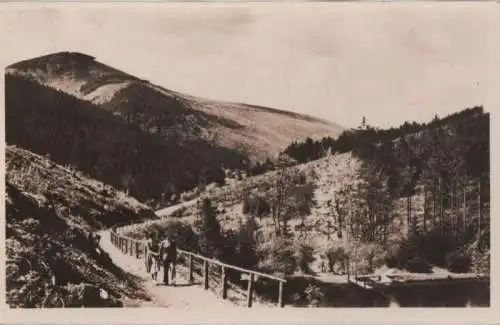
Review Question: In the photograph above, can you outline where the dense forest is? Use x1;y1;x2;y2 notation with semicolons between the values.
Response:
284;107;486;165
5;74;248;206
284;106;489;199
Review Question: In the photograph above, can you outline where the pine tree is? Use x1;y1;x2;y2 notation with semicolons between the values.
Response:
235;216;259;269
197;198;224;259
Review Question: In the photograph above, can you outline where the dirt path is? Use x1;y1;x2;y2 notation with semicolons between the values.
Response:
99;229;234;308
155;199;198;217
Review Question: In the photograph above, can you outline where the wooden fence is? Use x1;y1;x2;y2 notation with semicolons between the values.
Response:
109;227;286;307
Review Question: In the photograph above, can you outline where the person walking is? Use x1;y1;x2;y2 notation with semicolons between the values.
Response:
160;233;178;286
146;232;160;281
145;233;153;273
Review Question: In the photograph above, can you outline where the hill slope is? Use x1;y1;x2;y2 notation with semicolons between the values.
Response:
5;52;342;206
127;107;489;277
5;145;158;307
6;52;343;159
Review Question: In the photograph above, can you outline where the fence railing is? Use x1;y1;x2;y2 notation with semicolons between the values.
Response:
109;226;286;307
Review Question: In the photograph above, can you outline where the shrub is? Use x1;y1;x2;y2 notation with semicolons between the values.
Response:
243;194;271;218
405;257;432;273
421;228;457;267
385;224;466;271
294;241;315;275
257;236;296;276
233;217;259;269
385;232;423;269
324;243;348;274
197;198;224;259
446;251;472;273
162;221;200;252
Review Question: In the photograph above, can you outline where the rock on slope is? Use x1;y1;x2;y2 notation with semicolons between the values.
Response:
5;145;157;307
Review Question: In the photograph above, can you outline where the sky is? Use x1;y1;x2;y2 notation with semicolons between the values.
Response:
1;2;498;129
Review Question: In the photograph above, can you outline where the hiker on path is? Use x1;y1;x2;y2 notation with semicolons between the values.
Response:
160;233;178;286
146;232;161;281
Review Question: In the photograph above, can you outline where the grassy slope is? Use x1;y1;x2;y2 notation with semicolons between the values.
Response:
5;145;158;307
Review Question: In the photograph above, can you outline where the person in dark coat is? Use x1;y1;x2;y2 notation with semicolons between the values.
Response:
160;233;177;286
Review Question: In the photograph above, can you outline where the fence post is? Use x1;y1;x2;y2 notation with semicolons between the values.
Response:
247;273;254;308
188;255;194;283
278;281;284;308
125;238;129;254
221;266;228;299
136;242;140;259
130;240;134;256
203;260;209;290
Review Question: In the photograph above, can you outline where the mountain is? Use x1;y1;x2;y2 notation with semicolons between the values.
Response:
5;145;158;307
5;51;343;205
5;52;342;156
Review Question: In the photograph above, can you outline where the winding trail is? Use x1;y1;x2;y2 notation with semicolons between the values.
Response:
98;199;234;308
99;229;234;308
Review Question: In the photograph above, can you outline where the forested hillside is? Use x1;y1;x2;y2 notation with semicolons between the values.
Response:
5;74;241;205
285;106;487;171
123;106;490;283
5;52;342;208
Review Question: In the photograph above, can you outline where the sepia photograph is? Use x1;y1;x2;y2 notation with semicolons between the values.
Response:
0;1;497;323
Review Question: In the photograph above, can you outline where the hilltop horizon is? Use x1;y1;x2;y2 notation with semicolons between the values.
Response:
6;50;341;128
1;4;494;129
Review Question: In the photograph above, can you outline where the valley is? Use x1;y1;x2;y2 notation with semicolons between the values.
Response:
4;52;490;309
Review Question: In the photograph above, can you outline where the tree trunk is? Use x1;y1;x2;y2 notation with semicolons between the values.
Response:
477;178;481;252
432;180;437;229
451;181;455;234
462;176;467;232
271;207;279;235
439;177;444;235
370;195;375;241
423;186;428;233
407;195;411;233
